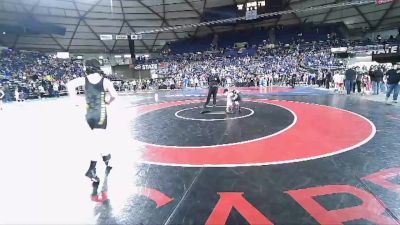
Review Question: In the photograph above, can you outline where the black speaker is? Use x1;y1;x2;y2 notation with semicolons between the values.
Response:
334;52;350;58
372;53;400;64
128;36;136;65
266;0;283;13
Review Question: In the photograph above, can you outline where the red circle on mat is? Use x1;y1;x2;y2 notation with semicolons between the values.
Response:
212;87;293;95
131;99;375;167
234;87;293;94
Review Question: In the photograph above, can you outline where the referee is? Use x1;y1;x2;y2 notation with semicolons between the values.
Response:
203;72;221;110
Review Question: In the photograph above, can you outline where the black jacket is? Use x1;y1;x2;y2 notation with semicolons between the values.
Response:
356;73;363;81
345;69;356;81
373;69;384;82
208;74;221;87
326;72;332;81
386;69;400;84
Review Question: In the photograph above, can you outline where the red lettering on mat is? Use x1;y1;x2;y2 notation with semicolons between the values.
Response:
206;192;274;225
286;185;396;225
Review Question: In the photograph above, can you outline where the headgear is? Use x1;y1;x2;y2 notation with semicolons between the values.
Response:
85;59;102;75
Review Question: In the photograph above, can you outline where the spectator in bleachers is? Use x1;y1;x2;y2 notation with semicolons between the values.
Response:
0;86;4;110
38;84;45;99
53;82;60;98
0;48;85;100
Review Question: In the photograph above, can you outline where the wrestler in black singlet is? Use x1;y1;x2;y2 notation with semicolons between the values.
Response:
85;76;107;130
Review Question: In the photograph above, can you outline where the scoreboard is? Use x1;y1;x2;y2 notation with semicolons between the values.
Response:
237;0;283;19
237;0;283;15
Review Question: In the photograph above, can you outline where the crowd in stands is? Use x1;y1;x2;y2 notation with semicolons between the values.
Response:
140;38;359;89
0;26;399;102
0;48;86;101
136;30;399;92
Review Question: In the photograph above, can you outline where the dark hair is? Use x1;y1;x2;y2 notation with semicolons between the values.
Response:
223;88;228;93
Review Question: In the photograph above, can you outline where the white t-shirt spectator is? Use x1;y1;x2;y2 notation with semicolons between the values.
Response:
38;85;45;94
339;74;345;84
15;89;19;101
53;83;59;91
333;73;342;84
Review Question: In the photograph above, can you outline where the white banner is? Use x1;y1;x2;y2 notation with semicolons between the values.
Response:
246;10;257;20
116;35;128;40
131;34;143;40
100;34;113;40
134;64;158;70
331;47;348;53
56;52;70;59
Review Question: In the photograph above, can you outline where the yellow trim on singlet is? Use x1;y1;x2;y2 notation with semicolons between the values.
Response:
98;92;106;125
